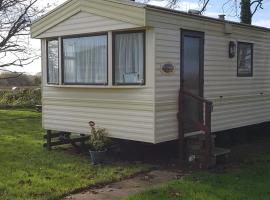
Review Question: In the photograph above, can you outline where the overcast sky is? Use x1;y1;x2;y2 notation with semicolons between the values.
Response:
11;0;270;74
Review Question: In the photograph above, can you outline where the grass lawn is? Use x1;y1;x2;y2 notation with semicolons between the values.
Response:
123;154;270;200
0;109;147;200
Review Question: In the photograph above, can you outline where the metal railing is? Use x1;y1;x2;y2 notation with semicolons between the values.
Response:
178;89;213;165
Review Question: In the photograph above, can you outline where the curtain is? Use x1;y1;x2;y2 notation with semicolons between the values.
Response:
47;40;59;84
238;43;252;72
115;32;144;84
63;35;107;84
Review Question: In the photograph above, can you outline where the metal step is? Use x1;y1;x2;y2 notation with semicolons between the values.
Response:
212;147;231;157
184;131;216;138
184;130;205;137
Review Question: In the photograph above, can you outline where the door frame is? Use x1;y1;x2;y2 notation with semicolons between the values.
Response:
180;29;205;98
180;29;205;132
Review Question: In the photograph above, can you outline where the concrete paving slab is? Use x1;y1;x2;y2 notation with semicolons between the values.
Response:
63;170;185;200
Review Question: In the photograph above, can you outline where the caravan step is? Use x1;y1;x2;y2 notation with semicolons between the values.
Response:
184;131;216;138
184;130;205;137
212;147;231;157
211;147;231;165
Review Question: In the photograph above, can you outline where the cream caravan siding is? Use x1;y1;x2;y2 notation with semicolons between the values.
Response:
146;9;270;143
38;12;142;38
41;28;155;143
31;0;146;38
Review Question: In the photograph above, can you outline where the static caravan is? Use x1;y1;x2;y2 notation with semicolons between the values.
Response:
31;0;270;162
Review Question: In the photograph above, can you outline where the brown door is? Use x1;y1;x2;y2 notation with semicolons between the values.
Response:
181;30;204;132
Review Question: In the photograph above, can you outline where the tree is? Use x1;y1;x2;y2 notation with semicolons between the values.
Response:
0;72;41;87
0;0;46;77
240;0;263;24
241;0;252;24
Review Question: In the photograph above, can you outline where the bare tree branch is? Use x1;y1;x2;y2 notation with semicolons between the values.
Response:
250;0;263;16
199;0;210;13
0;0;48;79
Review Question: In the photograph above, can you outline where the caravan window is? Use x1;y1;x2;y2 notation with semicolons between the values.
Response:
47;39;59;84
113;31;145;85
62;34;108;85
237;42;253;77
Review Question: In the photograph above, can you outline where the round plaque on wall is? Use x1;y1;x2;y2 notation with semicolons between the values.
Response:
160;63;176;75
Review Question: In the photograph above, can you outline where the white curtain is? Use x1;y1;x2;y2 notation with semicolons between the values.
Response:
238;43;252;73
63;35;107;84
47;40;59;84
115;32;144;84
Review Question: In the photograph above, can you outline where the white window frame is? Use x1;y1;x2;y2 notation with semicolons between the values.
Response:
112;30;146;86
46;38;59;85
45;30;146;88
61;33;108;85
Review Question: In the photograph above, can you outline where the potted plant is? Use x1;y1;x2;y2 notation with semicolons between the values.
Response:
87;121;111;165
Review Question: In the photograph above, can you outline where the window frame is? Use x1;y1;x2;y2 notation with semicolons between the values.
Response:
46;38;60;85
237;42;253;77
61;32;109;85
112;30;146;86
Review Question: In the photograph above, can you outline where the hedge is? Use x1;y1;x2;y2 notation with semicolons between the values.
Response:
0;88;41;108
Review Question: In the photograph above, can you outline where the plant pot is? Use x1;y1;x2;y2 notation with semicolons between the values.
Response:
89;149;107;165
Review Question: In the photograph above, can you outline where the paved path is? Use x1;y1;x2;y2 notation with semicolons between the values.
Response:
64;170;185;200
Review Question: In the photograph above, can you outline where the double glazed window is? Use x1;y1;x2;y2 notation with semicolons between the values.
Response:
63;35;107;84
237;42;253;77
47;40;59;84
47;31;145;86
114;31;145;85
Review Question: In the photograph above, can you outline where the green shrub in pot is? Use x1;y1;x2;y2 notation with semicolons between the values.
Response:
88;121;111;164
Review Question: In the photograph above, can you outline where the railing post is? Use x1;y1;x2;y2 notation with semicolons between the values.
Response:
204;102;213;167
46;130;52;151
178;90;185;164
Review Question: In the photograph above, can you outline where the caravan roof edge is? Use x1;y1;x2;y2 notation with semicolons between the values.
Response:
145;4;270;33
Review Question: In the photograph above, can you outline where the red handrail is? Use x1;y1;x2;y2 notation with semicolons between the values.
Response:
180;89;213;107
178;89;213;167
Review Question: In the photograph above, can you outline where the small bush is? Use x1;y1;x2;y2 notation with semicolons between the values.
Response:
88;121;111;151
0;88;41;108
